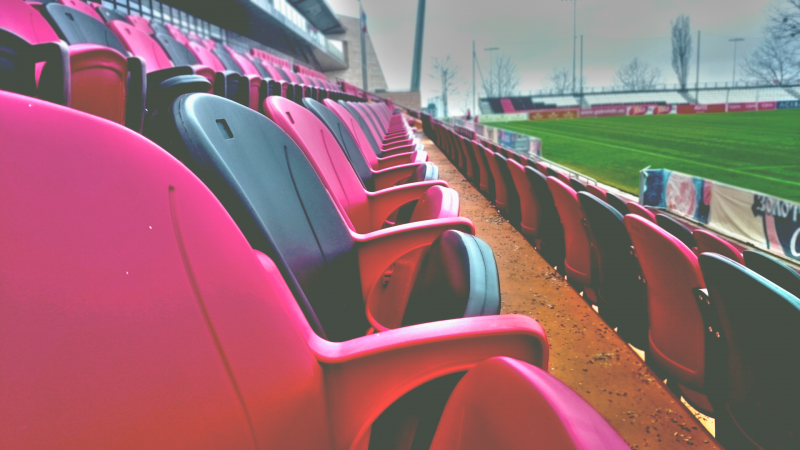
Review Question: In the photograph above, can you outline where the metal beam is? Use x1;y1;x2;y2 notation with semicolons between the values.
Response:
410;0;426;91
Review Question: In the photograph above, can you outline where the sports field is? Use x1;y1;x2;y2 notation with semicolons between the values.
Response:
495;110;800;202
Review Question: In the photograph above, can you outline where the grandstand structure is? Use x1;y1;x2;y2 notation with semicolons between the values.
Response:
481;84;800;113
2;1;799;450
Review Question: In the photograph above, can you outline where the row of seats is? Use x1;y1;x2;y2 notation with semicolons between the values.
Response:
0;0;357;136
424;114;800;450
1;4;634;445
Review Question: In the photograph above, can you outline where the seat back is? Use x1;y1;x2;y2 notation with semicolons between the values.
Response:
525;167;565;264
470;140;492;193
569;178;587;193
308;98;376;189
324;98;383;166
154;32;198;66
743;250;800;298
458;137;475;179
212;46;244;73
108;20;173;71
694;229;743;264
698;253;800;450
624;214;705;389
45;4;129;55
403;230;501;326
0;29;68;103
0;0;61;44
483;147;507;209
0;91;332;450
656;213;696;249
156;93;367;342
548;177;593;287
59;0;103;22
265;96;372;233
604;192;629;216
431;357;629;450
127;14;154;34
224;45;260;76
586;184;607;201
93;5;129;24
67;44;131;125
341;100;384;156
507;158;540;237
627;201;656;222
494;152;520;221
579;192;647;347
163;22;189;45
187;40;225;71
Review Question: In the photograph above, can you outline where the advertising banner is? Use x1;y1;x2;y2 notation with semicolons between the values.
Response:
727;102;758;112
777;100;800;110
652;104;677;115
529;109;578;121
579;105;627;118
641;168;800;262
477;113;528;123
677;104;727;114
757;101;776;111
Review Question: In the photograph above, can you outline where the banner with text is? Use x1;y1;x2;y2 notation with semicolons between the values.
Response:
641;168;800;262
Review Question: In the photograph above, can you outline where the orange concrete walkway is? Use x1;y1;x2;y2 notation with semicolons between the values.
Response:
422;134;721;449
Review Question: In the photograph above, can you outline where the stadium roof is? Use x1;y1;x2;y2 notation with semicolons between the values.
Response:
288;0;345;34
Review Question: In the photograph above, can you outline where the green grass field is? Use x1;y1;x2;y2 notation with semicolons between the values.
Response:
494;110;800;201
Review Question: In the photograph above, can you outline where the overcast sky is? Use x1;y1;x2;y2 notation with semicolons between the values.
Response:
327;0;781;112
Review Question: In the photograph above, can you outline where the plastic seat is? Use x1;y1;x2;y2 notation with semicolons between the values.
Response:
624;214;712;414
533;160;548;175
579;192;647;347
627;201;656;222
58;0;103;22
0;90;551;450
586;184;607;201
693;229;743;264
605;191;630;216
317;99;430;185
507;158;540;238
470;140;493;194
458;136;477;180
494;152;521;223
265;96;457;233
743;250;800;297
347;101;415;149
656;213;696;249
698;253;800;450
483;145;509;210
0;0;145;130
341;101;419;157
91;4;129;24
431;357;629;450
526;167;566;268
153;94;501;341
127;14;154;35
547;177;595;296
44;3;127;55
569;178;587;192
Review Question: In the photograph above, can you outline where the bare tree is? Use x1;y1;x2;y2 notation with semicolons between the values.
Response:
671;14;693;90
768;0;800;40
545;67;571;94
614;57;662;91
430;56;459;117
740;31;800;85
482;55;520;97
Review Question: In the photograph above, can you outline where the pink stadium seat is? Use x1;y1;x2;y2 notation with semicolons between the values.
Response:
694;229;744;264
483;145;509;210
163;22;190;45
324;98;425;164
0;90;554;449
431;357;629;450
458;136;476;179
127;14;154;35
471;140;493;193
624;214;712;414
533;160;548;175
0;0;145;130
627;201;656;222
59;0;102;22
500;97;514;113
265;97;458;234
586;184;607;201
508;158;540;238
548;176;595;299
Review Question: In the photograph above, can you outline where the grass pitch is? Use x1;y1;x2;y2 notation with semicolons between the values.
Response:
494;110;800;201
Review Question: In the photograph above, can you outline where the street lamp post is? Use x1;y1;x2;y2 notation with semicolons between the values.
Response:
484;47;499;97
729;37;744;85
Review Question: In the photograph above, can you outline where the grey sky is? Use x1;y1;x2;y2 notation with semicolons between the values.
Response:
328;0;780;111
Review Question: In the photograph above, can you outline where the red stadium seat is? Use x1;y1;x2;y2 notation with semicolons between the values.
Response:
494;152;521;223
59;0;102;22
483;145;509;211
526;167;566;268
627;201;656;222
586;184;607;201
624;214;712;414
656;213;696;250
507;158;540;238
694;229;744;264
126;14;154;35
265;96;458;234
471;139;494;194
0;90;553;450
431;357;629;450
548;176;596;299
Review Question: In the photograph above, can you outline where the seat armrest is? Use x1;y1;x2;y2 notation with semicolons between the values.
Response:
311;315;549;450
146;66;195;86
355;218;475;301
374;152;416;170
366;182;452;230
32;41;70;106
372;162;442;190
380;143;417;156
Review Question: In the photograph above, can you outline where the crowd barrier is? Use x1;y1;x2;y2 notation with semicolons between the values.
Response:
450;118;542;158
640;168;800;263
476;99;799;123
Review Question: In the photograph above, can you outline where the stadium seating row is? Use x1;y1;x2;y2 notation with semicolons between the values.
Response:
1;1;639;448
424;113;800;450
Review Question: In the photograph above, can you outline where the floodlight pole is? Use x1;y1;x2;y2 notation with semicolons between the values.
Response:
410;0;426;91
695;30;701;102
729;37;744;85
572;0;577;93
485;47;499;97
580;34;583;97
472;40;476;113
